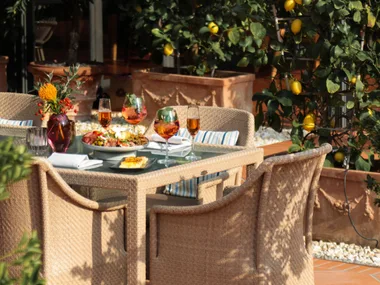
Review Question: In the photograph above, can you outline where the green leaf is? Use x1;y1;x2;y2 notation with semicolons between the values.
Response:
228;28;240;45
237;57;250;67
206;14;214;21
353;11;361;22
356;51;371;61
324;155;335;167
333;0;345;9
210;42;225;60
199;26;210;34
314;66;331;78
326;79;340;94
346;101;355;109
151;28;163;38
349;1;363;10
356;78;364;93
355;156;371;171
249;22;266;40
291;135;302;145
289;144;302;153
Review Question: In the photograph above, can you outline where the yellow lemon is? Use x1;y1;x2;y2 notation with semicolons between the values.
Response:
295;0;302;4
303;0;312;5
291;80;302;95
351;76;357;85
284;0;296;11
334;152;345;163
208;22;219;34
291;19;302;35
368;108;373;117
163;43;174;56
303;114;315;132
135;5;142;13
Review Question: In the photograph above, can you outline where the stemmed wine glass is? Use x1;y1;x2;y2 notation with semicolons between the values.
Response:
122;94;147;133
185;105;201;161
98;98;112;131
154;107;180;167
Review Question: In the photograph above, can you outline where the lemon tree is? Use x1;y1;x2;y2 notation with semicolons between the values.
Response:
124;0;270;76
253;0;380;171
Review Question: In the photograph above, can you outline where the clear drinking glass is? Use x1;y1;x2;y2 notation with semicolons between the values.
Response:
185;105;201;161
154;107;180;167
98;98;112;130
26;127;49;156
122;94;147;133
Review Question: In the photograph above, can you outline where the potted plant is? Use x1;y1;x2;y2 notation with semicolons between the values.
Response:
253;0;380;246
124;0;269;120
0;138;44;284
28;0;104;121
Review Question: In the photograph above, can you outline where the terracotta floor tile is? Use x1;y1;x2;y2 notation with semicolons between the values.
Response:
314;259;380;284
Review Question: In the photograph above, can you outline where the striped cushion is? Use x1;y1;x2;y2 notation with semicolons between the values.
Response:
175;128;240;145
165;128;239;198
0;118;33;127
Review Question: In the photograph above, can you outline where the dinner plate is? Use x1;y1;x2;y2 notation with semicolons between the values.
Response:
109;158;157;171
81;140;149;153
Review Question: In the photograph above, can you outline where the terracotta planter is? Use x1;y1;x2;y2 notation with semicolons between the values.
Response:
313;167;380;247
0;56;8;92
132;67;255;122
28;62;104;121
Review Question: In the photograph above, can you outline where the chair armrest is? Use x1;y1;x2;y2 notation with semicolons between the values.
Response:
35;158;128;212
223;186;238;196
197;172;229;204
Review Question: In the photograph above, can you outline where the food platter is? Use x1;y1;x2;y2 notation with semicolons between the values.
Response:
82;142;148;152
81;130;149;153
109;157;157;171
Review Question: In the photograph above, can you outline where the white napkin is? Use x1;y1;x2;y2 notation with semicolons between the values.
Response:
150;134;189;145
145;135;191;153
48;153;103;169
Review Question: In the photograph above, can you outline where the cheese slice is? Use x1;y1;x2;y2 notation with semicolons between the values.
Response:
120;156;148;168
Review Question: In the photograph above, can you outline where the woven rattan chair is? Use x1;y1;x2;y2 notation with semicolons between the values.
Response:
149;144;332;285
0;92;41;137
0;158;128;284
144;105;255;203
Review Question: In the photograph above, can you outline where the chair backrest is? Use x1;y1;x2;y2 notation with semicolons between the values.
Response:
0;159;128;284
149;144;332;285
0;92;42;137
145;105;255;147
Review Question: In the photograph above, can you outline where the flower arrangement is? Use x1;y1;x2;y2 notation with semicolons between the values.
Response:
34;65;82;120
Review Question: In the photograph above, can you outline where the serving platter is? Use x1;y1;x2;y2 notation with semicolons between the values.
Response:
82;141;148;153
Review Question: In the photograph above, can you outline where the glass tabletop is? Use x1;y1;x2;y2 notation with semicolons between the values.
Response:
64;136;236;175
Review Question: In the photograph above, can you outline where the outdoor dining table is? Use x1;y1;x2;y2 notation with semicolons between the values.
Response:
4;135;264;285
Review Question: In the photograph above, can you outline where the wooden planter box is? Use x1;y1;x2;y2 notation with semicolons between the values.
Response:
0;56;8;92
28;62;104;121
132;67;255;121
313;168;380;247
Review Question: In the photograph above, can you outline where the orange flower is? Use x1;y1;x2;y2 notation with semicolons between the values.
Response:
38;83;57;101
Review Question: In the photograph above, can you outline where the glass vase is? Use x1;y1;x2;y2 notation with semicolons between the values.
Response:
47;114;72;153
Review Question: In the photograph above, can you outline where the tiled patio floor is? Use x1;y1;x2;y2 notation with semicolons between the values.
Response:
314;258;380;284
